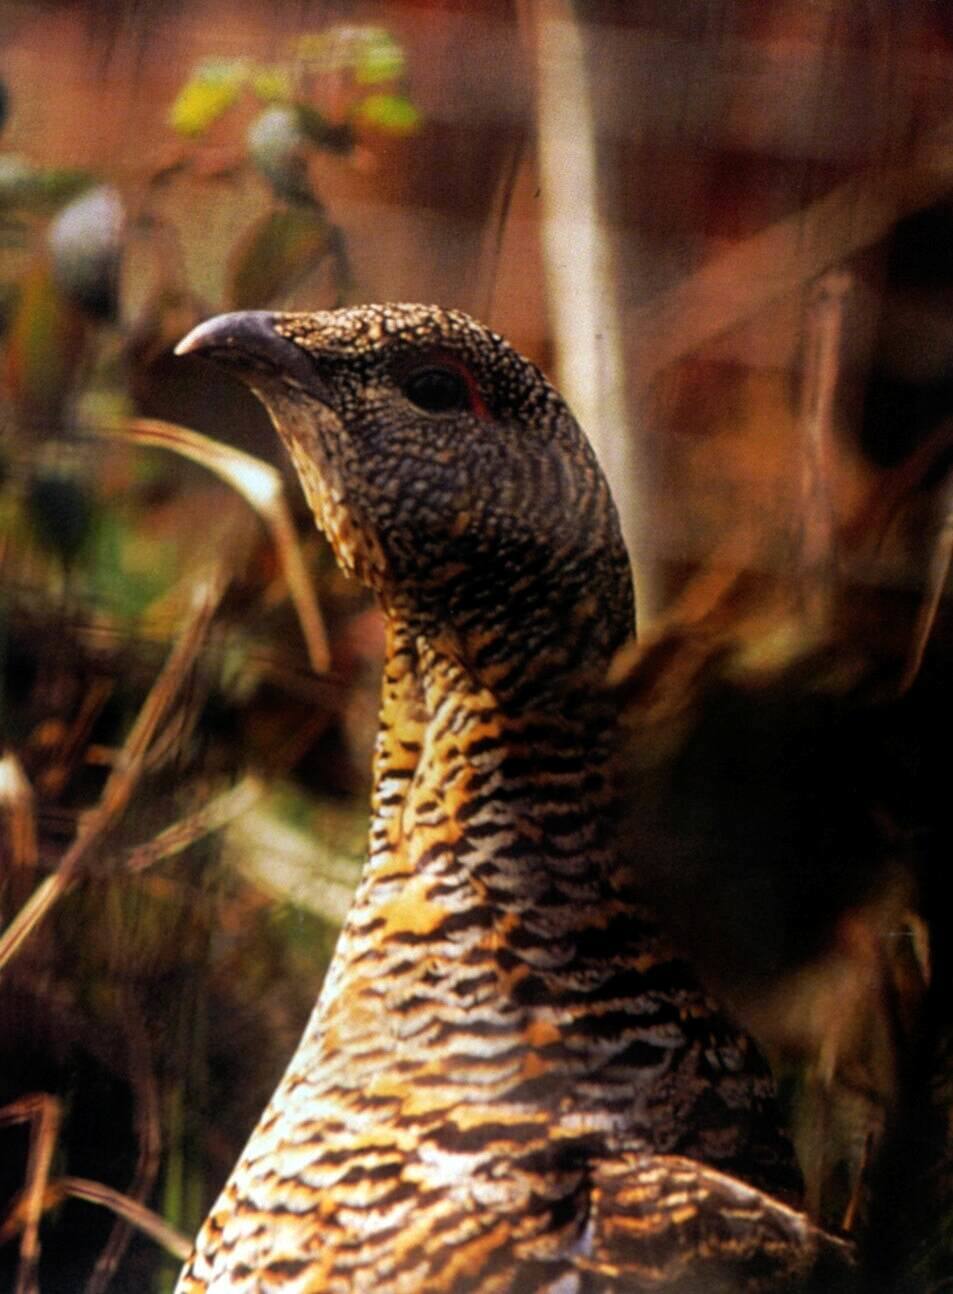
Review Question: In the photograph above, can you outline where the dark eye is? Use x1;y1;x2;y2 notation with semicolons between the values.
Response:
402;366;472;414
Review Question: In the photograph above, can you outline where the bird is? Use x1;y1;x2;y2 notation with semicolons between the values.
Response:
173;305;853;1292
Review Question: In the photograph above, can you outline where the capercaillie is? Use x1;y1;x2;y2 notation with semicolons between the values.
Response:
173;305;852;1292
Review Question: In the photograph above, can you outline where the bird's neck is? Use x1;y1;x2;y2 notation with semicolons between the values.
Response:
379;541;633;714
376;607;619;884
313;611;637;1044
247;610;791;1199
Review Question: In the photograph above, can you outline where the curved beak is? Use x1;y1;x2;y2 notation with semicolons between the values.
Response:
175;310;318;390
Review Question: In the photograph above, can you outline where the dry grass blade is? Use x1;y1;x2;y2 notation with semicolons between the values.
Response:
124;772;264;873
92;567;227;828
0;753;38;872
35;678;114;801
227;796;362;926
0;1095;63;1294
900;472;953;694
98;416;331;674
59;1177;192;1262
795;271;850;624
0;566;228;975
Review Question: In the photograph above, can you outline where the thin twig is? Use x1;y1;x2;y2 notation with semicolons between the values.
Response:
844;420;953;554
475;130;527;324
531;0;648;609
60;1176;192;1262
84;565;226;833
0;1094;63;1294
36;678;114;800
124;773;264;872
20;1097;60;1294
0;567;227;975
900;473;953;693
97;416;331;673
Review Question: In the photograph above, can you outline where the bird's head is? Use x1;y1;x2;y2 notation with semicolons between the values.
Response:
177;304;634;696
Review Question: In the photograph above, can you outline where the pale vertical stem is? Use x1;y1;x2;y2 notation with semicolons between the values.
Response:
795;270;851;626
0;753;38;870
531;0;654;620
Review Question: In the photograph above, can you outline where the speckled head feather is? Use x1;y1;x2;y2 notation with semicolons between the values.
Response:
174;306;851;1293
179;305;633;703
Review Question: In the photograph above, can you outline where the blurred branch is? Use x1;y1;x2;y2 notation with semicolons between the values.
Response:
0;1103;192;1268
124;773;264;873
84;993;162;1294
529;0;650;616
226;797;362;925
795;271;851;625
635;119;953;381
60;1178;191;1262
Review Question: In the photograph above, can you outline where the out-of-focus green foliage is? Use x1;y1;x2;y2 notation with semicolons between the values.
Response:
3;258;87;429
351;28;406;85
249;66;295;105
353;92;421;136
293;26;404;82
167;58;250;137
0;154;91;214
0;33;407;1287
227;205;339;310
169;25;421;149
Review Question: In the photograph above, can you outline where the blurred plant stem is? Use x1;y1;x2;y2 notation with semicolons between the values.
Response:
527;0;652;620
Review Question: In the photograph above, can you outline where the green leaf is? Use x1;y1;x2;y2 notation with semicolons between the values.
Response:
354;92;421;136
85;503;179;619
168;59;248;137
32;168;95;208
354;28;405;85
251;66;294;104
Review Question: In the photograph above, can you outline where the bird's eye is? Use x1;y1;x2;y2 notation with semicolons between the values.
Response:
402;366;473;414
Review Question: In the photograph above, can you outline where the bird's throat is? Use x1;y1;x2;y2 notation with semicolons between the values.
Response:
244;610;789;1204
312;614;641;1085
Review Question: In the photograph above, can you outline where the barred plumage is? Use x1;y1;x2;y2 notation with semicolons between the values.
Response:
174;305;851;1292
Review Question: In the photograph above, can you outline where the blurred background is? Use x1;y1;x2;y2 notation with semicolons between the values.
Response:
1;1;953;1290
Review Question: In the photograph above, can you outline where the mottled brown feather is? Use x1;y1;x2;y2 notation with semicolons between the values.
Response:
173;306;851;1292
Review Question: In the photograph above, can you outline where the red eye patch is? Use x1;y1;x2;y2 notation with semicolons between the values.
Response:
399;351;489;419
